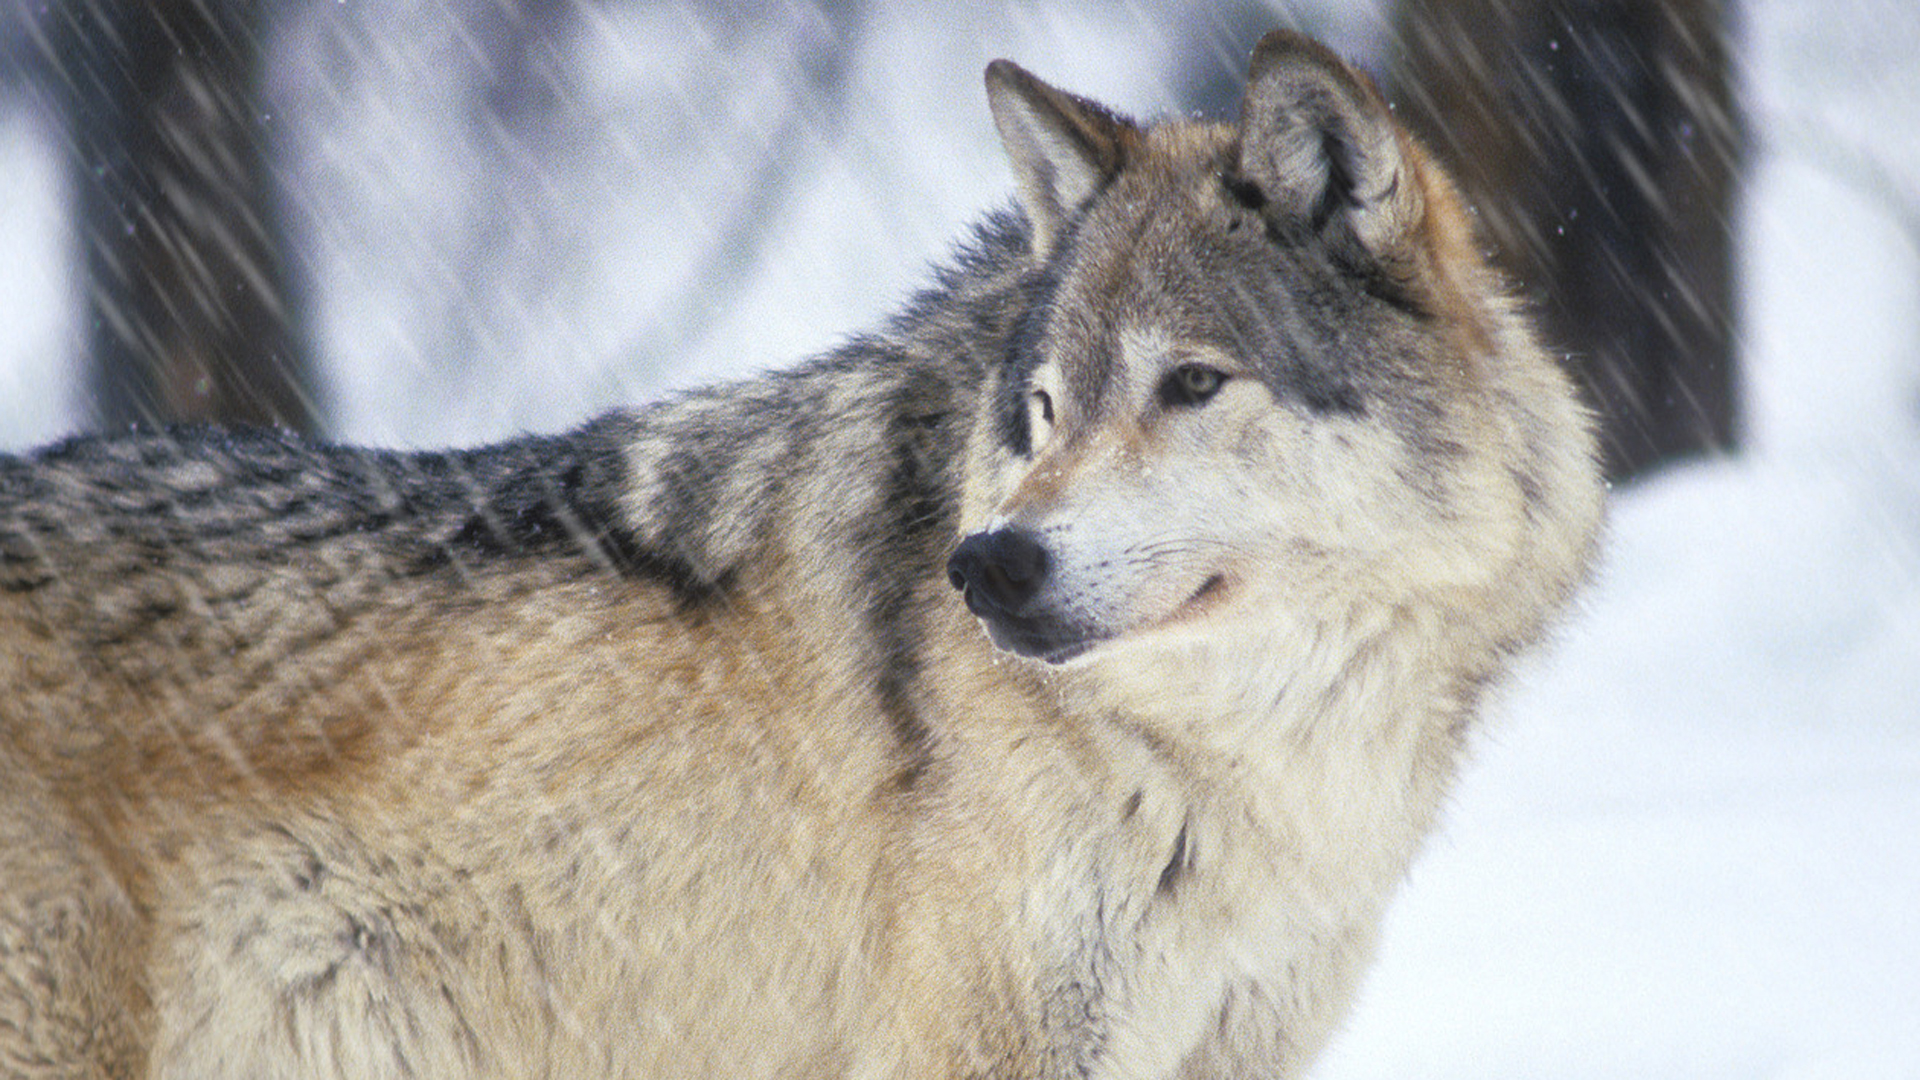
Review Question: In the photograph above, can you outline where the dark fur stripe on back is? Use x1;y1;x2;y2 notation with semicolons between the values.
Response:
1;416;725;609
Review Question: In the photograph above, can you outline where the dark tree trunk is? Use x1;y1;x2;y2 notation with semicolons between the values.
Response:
1390;0;1742;481
54;0;315;432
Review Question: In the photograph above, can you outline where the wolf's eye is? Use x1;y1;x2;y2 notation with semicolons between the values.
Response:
1160;364;1228;408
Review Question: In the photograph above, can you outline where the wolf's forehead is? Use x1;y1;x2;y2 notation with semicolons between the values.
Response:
1137;119;1238;175
1022;126;1391;426
1050;207;1381;421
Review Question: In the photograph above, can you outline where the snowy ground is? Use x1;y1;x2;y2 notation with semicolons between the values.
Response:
2;0;1917;1076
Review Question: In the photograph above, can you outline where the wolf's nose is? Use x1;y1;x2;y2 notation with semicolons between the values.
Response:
946;529;1049;615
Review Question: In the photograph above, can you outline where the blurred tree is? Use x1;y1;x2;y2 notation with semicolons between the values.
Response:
1390;0;1742;481
51;0;315;432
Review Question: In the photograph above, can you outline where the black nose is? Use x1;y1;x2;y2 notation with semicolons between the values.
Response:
946;528;1049;615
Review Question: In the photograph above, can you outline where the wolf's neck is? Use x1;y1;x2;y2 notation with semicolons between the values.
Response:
1075;600;1477;884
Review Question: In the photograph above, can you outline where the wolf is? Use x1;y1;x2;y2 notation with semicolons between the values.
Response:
0;31;1602;1080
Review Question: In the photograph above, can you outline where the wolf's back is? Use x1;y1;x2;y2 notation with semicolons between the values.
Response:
1;419;629;694
0;213;1033;786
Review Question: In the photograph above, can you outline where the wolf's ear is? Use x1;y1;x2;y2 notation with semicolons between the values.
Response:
1234;30;1422;265
986;60;1133;260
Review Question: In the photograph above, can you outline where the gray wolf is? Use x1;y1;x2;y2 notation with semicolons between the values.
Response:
0;31;1603;1079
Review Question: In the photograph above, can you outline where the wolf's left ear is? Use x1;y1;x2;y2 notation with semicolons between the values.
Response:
1234;30;1422;267
986;60;1133;260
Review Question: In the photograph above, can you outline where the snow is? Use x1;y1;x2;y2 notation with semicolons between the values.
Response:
1;0;1916;1075
0;105;76;444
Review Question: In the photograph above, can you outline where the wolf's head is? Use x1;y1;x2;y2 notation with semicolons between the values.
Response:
949;31;1601;671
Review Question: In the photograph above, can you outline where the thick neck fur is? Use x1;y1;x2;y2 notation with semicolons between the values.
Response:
968;596;1478;1078
1069;591;1474;913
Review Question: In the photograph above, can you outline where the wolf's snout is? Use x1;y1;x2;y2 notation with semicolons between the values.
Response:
946;529;1049;616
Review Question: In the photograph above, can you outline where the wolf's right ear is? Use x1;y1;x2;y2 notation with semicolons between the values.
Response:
1233;31;1423;271
986;60;1133;260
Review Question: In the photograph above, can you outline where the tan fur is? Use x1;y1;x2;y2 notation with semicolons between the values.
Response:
1;31;1602;1079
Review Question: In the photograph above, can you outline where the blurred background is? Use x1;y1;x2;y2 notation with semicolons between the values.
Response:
2;0;1915;1075
1;0;1754;472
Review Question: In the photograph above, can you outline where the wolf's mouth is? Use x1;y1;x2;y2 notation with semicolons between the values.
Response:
1037;639;1096;665
964;574;1227;666
974;607;1104;665
1187;574;1226;607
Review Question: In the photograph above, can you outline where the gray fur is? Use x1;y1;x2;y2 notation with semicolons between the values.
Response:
1;31;1601;1080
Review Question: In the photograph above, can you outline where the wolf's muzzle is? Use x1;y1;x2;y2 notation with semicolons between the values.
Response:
947;528;1048;617
947;529;1093;663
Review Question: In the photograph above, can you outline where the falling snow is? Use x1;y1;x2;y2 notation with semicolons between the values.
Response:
2;0;1917;1075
